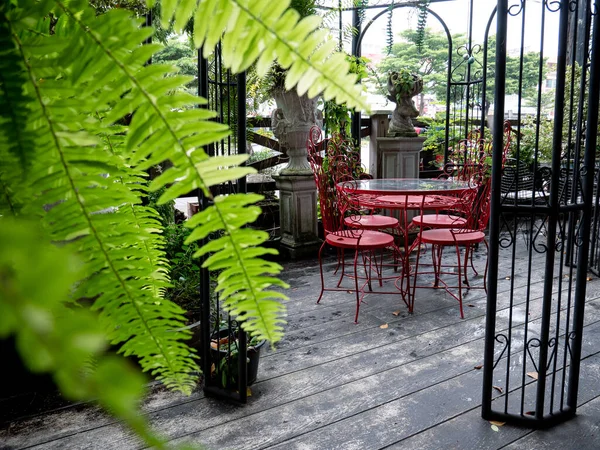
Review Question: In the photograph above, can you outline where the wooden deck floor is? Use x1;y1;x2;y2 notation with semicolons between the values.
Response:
2;242;600;450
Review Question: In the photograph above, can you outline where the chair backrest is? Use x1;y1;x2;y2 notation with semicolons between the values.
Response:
307;128;371;235
440;122;512;182
307;127;341;234
448;166;492;233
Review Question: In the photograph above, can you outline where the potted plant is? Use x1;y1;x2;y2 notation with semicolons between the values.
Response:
210;326;267;389
269;0;323;175
387;68;424;137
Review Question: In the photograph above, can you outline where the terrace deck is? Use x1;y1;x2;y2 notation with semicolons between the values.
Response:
2;239;600;450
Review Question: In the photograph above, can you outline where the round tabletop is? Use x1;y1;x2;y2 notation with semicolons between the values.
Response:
339;178;473;196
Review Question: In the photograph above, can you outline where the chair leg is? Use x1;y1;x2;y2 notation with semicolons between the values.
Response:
353;248;362;323
377;249;384;287
317;241;327;304
483;239;490;293
336;248;346;288
411;236;423;314
333;248;342;275
455;243;465;319
363;251;373;292
463;245;471;287
432;244;440;288
465;243;479;278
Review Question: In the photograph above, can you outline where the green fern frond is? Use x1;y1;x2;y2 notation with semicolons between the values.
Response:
50;3;288;344
8;3;197;394
186;194;288;342
0;219;177;449
160;0;367;111
0;11;34;172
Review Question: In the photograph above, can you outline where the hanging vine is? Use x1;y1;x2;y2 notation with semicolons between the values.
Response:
415;0;431;54
386;0;394;55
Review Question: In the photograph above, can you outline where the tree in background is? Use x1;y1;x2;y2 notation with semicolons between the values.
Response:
153;36;197;94
378;28;467;112
378;29;546;117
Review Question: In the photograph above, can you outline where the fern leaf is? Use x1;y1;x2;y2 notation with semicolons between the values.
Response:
178;0;368;110
0;12;35;171
9;3;197;394
0;219;175;449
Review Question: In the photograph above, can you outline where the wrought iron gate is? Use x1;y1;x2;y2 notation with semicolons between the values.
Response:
483;0;599;427
197;45;252;403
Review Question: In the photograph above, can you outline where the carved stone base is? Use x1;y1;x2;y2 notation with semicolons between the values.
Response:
376;136;425;179
376;136;425;223
273;174;321;259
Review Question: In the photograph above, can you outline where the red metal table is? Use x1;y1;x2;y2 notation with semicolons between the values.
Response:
338;178;474;310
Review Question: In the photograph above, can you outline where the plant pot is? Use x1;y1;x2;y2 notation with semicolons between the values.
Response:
210;329;266;387
271;88;322;176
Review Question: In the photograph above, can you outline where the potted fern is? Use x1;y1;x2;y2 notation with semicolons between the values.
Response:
210;326;266;388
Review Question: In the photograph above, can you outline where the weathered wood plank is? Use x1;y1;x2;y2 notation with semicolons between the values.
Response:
2;251;599;450
14;292;600;450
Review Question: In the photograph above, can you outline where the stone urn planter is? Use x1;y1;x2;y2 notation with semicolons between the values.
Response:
387;70;424;137
271;88;322;176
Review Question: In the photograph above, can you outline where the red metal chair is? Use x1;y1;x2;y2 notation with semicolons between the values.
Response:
322;133;399;232
307;129;401;322
411;122;513;231
410;171;492;318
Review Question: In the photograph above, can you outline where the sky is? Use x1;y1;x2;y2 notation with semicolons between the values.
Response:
349;0;560;60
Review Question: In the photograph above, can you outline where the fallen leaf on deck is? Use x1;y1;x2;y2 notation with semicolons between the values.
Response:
474;364;483;370
493;385;504;393
247;387;252;397
527;371;539;380
490;421;505;427
380;324;389;329
392;310;402;316
491;425;499;432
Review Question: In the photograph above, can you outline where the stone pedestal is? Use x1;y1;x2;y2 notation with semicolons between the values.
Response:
375;136;426;224
368;111;391;177
273;174;321;259
376;136;425;179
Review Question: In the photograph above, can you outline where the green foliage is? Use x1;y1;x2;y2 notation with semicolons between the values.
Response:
415;0;431;54
289;0;318;18
163;223;202;312
153;37;197;93
1;0;367;445
0;221;172;449
161;0;367;110
421;116;465;168
378;29;466;102
377;30;545;108
389;68;421;99
516;64;600;166
324;55;369;137
0;0;362;448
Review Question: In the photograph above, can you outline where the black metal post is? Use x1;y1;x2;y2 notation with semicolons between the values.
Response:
535;0;570;420
351;5;362;148
567;0;600;409
197;50;212;381
482;0;508;421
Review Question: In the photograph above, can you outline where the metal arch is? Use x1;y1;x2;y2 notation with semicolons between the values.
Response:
355;5;452;56
353;4;455;155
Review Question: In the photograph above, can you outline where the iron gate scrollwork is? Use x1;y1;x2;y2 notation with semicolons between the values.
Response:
483;0;600;427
